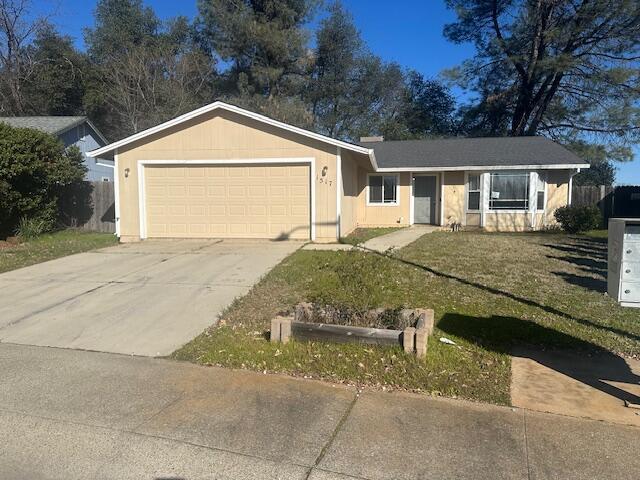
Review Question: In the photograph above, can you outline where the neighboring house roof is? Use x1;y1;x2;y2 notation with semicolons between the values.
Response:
87;101;377;167
361;136;589;171
0;116;108;144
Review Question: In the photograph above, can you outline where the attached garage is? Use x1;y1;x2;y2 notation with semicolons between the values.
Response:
141;162;311;240
88;102;374;243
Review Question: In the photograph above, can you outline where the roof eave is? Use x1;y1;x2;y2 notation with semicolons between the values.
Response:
375;163;590;172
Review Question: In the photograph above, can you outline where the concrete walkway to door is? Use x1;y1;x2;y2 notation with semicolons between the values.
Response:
360;225;439;253
0;239;300;356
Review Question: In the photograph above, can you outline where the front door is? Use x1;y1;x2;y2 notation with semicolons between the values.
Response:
413;176;437;224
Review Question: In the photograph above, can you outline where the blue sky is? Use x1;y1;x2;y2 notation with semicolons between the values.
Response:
49;0;638;184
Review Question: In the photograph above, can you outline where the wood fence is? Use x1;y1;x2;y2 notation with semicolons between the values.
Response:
571;185;614;207
571;184;640;222
59;181;115;233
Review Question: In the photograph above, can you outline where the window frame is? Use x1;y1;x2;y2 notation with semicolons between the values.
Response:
488;171;530;212
466;173;481;212
367;173;400;206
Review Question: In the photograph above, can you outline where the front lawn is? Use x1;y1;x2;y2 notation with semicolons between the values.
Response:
0;229;117;274
174;231;640;405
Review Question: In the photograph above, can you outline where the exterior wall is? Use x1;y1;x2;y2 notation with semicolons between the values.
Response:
356;168;411;227
343;167;571;234
542;169;570;226
442;171;465;227
340;150;361;236
483;212;544;231
464;169;571;231
60;123;112;182
117;110;339;242
466;212;481;227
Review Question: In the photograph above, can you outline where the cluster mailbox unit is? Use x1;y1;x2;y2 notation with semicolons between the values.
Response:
608;218;640;308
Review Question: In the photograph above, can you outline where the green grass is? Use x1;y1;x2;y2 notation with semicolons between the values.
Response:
174;230;640;405
0;229;117;274
339;227;404;245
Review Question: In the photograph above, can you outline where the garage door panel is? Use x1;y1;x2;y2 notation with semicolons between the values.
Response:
228;205;246;216
249;205;267;216
187;185;206;197
189;205;206;216
166;168;186;178
209;205;226;216
145;164;310;239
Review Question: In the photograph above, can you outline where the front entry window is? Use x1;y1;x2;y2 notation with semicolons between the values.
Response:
368;175;398;205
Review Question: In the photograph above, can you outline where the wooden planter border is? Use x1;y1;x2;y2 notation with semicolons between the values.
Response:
270;307;434;358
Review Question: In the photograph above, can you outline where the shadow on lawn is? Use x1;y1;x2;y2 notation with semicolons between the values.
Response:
552;271;606;293
438;313;640;406
358;242;640;346
544;236;608;293
544;235;607;260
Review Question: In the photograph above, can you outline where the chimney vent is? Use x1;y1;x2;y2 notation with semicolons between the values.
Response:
359;136;384;143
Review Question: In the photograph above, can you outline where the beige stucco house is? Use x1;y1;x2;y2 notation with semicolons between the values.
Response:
89;102;589;243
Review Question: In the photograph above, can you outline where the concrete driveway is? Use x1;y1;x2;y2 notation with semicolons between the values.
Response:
0;239;300;356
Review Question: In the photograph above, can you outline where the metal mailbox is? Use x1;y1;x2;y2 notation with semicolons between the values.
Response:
608;218;640;308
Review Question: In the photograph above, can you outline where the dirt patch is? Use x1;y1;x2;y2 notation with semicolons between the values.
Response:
292;302;428;330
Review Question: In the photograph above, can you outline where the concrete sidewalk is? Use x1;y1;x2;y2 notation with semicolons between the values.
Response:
1;343;639;479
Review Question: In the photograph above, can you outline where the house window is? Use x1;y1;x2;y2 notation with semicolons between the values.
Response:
489;172;529;210
368;175;398;204
467;173;481;211
536;174;545;210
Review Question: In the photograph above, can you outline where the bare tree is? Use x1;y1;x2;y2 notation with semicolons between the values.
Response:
95;43;215;137
0;0;49;114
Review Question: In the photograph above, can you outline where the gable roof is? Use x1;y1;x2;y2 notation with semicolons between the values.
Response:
87;101;376;166
0;116;108;144
361;136;589;171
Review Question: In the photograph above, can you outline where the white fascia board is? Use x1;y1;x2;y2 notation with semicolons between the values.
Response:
95;161;115;168
376;163;590;172
87;101;375;168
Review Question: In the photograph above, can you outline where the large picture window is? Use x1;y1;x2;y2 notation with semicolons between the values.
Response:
467;173;481;211
368;175;398;204
489;172;529;210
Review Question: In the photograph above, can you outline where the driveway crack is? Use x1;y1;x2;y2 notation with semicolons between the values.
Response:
0;283;111;331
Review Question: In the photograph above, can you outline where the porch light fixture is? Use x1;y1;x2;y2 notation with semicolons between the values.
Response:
322;166;328;177
124;167;130;178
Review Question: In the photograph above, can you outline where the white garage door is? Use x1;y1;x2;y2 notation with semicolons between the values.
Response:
143;164;311;239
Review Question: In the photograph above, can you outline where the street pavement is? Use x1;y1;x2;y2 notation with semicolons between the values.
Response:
1;343;639;479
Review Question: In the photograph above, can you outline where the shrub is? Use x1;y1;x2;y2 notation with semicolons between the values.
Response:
15;216;49;240
0;123;86;237
554;205;602;233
